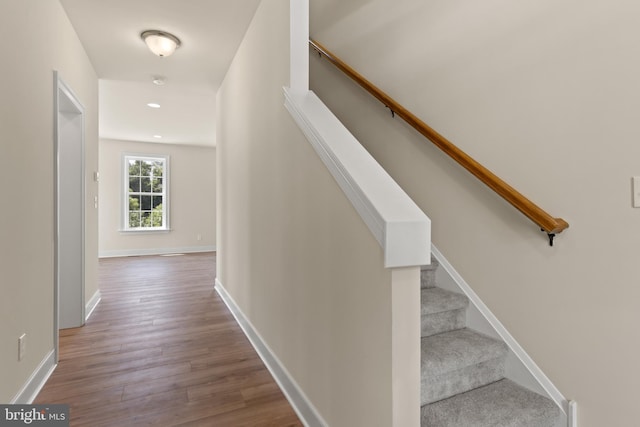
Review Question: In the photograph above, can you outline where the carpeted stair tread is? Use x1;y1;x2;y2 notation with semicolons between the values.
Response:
422;288;468;315
421;379;562;427
421;328;508;404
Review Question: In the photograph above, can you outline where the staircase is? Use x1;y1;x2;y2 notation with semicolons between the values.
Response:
420;258;562;426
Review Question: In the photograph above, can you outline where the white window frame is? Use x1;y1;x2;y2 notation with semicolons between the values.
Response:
122;153;170;232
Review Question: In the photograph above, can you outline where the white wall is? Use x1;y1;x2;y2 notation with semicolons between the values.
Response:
99;139;216;257
310;0;640;425
217;1;415;425
0;0;99;402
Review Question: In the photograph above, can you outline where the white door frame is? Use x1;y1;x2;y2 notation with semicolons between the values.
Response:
53;72;86;361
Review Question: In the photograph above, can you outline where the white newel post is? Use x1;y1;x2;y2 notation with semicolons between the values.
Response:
392;267;422;427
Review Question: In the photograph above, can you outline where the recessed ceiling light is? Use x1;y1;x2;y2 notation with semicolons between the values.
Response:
147;103;161;108
152;76;166;86
153;135;163;139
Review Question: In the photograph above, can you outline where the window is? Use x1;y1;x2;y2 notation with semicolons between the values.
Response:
123;154;169;231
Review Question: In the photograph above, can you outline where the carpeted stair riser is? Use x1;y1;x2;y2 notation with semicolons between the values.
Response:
421;379;562;427
421;288;468;337
420;258;439;289
421;328;508;405
423;357;506;405
422;310;466;338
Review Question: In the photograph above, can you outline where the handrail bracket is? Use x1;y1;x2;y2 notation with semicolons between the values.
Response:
385;106;396;118
545;231;556;247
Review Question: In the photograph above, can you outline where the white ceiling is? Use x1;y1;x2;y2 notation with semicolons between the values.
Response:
60;0;262;146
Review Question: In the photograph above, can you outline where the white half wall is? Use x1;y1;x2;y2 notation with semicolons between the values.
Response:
217;1;420;425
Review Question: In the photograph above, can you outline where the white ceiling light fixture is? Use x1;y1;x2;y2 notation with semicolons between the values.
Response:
147;103;161;108
153;135;163;139
141;30;181;57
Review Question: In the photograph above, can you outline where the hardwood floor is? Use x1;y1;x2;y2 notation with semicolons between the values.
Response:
35;252;302;427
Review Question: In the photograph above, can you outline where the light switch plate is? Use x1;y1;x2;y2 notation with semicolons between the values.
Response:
633;177;640;208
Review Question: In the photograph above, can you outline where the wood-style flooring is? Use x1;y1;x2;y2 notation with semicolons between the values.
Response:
35;252;302;427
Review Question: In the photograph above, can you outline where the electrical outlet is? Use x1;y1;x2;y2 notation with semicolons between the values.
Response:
18;334;26;361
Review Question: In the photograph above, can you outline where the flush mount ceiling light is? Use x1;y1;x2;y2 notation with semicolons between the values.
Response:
141;30;181;57
147;103;161;108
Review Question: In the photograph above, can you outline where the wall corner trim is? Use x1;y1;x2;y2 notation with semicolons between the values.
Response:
568;400;577;427
215;279;328;427
10;350;56;404
289;0;309;92
284;87;430;268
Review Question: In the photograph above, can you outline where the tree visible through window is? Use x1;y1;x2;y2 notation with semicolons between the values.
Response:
124;155;169;230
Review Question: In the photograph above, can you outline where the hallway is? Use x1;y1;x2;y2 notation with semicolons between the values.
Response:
35;252;302;426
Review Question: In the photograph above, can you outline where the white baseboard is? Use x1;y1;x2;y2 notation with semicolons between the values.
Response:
431;244;571;426
99;245;216;258
10;350;56;404
215;279;327;427
85;290;101;321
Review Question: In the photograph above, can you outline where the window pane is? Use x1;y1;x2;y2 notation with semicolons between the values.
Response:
141;177;151;192
141;195;152;210
129;195;141;211
129;177;140;192
128;212;140;228
141;211;152;227
152;196;163;209
151;211;163;227
129;160;141;176
141;161;153;177
152;161;164;177
152;178;163;192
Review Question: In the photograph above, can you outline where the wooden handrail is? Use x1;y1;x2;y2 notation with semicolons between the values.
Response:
310;39;569;243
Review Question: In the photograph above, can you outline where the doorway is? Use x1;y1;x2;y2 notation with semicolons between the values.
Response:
54;74;86;353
